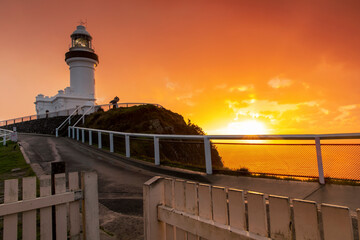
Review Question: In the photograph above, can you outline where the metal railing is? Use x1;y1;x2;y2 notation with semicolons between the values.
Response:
0;107;83;127
55;105;90;137
0;128;14;145
68;126;360;184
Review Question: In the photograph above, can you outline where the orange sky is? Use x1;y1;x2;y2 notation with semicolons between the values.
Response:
1;0;360;134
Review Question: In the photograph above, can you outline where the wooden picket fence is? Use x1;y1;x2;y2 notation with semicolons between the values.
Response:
144;176;360;240
0;171;99;240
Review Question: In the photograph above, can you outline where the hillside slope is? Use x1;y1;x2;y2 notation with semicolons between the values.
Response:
84;105;223;168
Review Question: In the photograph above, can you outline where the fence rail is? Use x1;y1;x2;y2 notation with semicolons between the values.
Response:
69;126;360;183
0;171;99;240
144;176;359;240
0;128;14;145
0;107;85;127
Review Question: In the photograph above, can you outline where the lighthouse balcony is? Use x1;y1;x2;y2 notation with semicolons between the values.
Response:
65;50;98;63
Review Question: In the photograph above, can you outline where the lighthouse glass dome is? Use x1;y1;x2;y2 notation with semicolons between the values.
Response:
72;35;91;48
70;25;93;49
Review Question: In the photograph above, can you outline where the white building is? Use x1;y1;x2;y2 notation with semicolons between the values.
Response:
35;25;99;115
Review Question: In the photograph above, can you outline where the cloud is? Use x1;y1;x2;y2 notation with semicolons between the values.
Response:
229;84;254;92
165;80;177;90
176;93;196;106
334;104;358;121
226;99;327;123
214;84;227;89
268;77;292;89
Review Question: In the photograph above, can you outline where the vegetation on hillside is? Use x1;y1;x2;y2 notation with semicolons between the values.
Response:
84;105;223;168
0;142;35;181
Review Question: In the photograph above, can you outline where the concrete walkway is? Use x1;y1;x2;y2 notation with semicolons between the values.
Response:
19;133;360;213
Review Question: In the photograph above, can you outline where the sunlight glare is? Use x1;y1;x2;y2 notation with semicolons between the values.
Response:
222;120;268;135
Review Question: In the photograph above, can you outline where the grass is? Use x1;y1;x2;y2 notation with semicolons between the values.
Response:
0;141;35;181
0;141;36;239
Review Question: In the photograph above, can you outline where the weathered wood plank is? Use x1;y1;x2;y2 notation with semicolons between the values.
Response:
357;209;360;240
228;188;246;231
3;178;18;240
212;186;228;225
174;180;186;240
269;195;291;240
82;171;101;240
198;184;212;240
0;191;76;216
40;175;52;240
144;176;165;240
293;199;320;240
247;191;268;237
198;184;212;220
321;203;353;240
158;205;269;240
22;177;37;240
186;182;198;239
55;173;67;240
164;178;174;240
69;172;81;240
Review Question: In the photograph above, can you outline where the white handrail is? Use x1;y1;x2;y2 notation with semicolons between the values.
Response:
56;105;86;137
72;105;95;128
69;125;360;183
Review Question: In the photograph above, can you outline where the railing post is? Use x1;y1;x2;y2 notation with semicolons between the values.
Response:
76;128;79;141
89;130;92;145
204;137;213;174
110;133;114;152
82;129;85;143
98;132;102;149
125;135;130;157
3;135;5;146
68;127;71;138
56;128;59;138
154;137;160;165
72;127;75;139
315;137;325;184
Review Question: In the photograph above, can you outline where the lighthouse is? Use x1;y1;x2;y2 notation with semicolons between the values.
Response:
66;25;98;100
35;25;99;115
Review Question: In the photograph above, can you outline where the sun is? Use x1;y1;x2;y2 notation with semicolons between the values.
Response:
221;120;269;135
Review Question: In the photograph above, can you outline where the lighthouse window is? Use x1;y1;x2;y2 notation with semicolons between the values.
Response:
74;38;89;48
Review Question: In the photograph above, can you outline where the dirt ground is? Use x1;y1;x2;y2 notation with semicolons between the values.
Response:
99;203;144;240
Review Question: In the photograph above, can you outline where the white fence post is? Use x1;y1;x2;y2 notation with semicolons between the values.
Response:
72;127;75;139
89;130;92;145
143;176;165;240
82;129;85;143
125;135;130;157
315;137;325;184
204;137;213;174
82;172;100;240
76;128;80;141
56;128;58;138
154;137;160;165
98;132;102;149
68;127;71;138
3;135;5;146
110;133;114;152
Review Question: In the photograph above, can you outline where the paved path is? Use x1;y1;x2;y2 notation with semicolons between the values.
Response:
19;134;360;213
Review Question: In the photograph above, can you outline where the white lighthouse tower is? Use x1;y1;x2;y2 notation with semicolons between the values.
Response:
35;25;99;115
66;25;98;100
